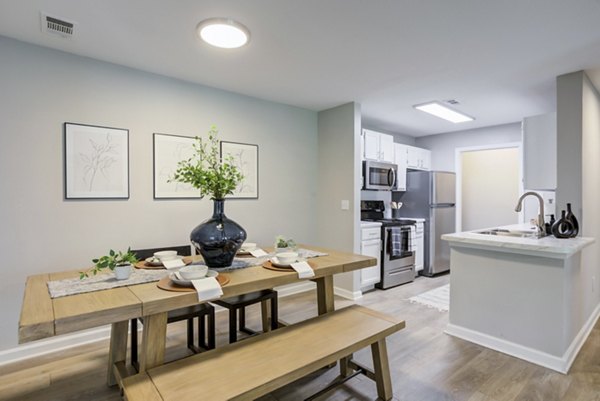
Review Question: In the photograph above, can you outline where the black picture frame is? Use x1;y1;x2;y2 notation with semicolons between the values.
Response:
63;122;129;200
220;141;259;199
153;133;202;199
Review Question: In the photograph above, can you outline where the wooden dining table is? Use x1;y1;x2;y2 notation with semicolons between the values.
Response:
19;245;375;386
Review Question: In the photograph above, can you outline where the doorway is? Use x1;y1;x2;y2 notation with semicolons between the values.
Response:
455;143;522;232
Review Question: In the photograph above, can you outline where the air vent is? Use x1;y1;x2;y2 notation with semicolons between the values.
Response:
446;99;460;105
40;13;76;38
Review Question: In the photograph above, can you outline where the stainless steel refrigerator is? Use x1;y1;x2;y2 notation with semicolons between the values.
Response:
397;171;456;276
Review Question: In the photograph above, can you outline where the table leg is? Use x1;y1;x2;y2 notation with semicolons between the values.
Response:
315;275;335;315
315;275;337;369
107;321;128;386
139;312;168;372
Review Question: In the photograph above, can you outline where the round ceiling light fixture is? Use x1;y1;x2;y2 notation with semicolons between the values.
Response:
196;18;250;49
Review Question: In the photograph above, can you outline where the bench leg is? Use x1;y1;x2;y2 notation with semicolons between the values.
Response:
107;321;129;386
139;312;168;372
371;339;393;401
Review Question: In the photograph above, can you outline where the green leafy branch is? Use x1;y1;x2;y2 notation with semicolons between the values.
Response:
170;126;244;200
80;248;138;279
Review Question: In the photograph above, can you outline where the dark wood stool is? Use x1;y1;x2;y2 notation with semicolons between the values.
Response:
213;289;278;343
130;246;216;371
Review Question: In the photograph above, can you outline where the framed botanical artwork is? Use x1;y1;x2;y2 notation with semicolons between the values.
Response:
153;133;201;199
220;141;259;199
64;122;129;199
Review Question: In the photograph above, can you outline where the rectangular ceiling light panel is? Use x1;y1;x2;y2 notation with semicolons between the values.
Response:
414;102;474;123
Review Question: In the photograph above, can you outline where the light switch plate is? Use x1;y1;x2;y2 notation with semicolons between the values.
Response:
341;200;350;210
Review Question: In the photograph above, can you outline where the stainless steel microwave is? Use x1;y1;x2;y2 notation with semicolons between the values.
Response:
363;160;397;191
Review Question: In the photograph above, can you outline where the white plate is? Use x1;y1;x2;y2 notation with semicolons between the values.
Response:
169;270;218;287
270;257;301;268
146;255;183;266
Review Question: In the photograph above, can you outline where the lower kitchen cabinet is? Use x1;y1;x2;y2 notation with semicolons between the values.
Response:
414;221;424;274
360;226;381;288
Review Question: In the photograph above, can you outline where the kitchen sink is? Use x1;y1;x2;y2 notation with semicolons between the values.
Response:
476;228;540;238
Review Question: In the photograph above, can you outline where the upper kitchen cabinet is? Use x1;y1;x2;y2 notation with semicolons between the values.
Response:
406;145;431;170
362;129;395;163
394;143;408;191
522;112;557;190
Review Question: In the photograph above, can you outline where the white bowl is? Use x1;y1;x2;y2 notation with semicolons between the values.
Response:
276;252;298;265
179;265;208;280
154;250;177;261
240;242;257;252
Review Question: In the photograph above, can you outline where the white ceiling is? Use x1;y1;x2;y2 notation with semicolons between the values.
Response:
2;0;600;136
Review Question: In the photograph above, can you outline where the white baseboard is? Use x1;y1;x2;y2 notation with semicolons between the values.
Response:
333;286;363;301
445;302;600;374
563;302;600;371
0;282;318;367
274;281;316;297
0;326;112;367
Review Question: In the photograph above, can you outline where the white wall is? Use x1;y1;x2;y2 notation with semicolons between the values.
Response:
415;123;522;172
461;148;520;231
317;103;362;298
0;37;319;351
556;70;600;348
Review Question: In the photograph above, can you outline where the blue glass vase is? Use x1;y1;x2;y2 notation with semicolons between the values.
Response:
190;199;247;268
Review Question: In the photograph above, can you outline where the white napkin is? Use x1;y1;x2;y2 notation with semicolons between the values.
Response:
290;261;315;279
191;277;223;302
250;248;268;257
162;258;186;269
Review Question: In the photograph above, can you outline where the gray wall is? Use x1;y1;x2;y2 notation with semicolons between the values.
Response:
415;123;522;172
556;72;583;222
317;103;362;295
0;37;318;350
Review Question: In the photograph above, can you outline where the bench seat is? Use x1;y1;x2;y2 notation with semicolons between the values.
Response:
122;305;405;401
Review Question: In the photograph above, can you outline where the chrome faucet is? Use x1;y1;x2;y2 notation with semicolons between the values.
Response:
514;192;546;237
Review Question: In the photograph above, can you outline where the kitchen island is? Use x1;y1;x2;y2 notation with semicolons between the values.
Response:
442;225;595;373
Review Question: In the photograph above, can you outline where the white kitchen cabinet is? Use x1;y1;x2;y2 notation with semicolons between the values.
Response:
379;133;395;163
421;149;431;170
362;129;395;162
406;145;431;170
394;143;407;191
522;112;556;190
414;221;424;274
360;225;381;289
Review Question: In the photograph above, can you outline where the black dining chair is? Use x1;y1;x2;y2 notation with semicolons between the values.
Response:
213;289;279;343
130;245;215;371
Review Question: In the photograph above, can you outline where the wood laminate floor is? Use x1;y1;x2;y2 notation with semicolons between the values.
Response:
1;274;599;401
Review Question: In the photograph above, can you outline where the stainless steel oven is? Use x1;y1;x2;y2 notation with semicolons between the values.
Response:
376;224;415;289
363;160;397;191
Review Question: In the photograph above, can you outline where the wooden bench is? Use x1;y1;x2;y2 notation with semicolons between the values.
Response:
122;305;405;401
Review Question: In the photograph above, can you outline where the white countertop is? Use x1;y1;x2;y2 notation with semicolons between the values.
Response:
442;223;595;259
360;221;382;228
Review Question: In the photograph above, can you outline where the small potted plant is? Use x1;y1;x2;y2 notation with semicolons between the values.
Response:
80;248;139;280
275;235;297;253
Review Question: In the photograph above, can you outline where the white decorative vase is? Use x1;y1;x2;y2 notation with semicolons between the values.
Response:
114;264;132;280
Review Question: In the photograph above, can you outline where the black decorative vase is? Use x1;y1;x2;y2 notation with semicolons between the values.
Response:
565;203;579;237
190;199;247;268
551;210;575;239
